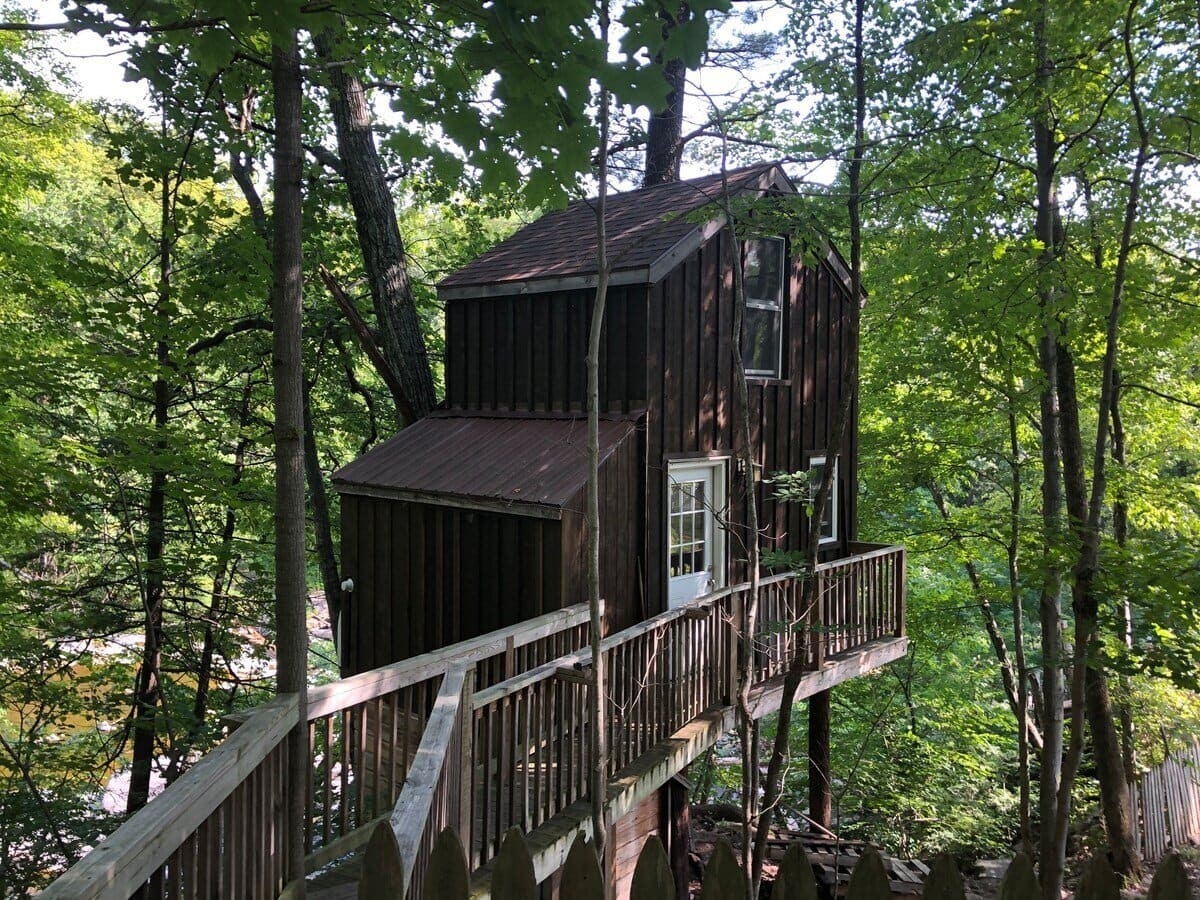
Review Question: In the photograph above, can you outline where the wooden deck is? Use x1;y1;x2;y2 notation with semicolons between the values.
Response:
41;544;907;900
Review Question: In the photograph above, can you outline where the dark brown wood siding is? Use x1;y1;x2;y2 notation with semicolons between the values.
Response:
559;430;644;634
642;229;859;614
340;494;565;674
444;285;649;414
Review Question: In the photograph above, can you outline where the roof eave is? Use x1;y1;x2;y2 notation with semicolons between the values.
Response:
330;481;565;520
437;267;650;301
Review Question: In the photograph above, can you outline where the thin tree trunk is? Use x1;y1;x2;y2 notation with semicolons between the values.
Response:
303;377;343;656
928;482;1043;750
271;30;308;896
751;0;865;889
1056;2;1149;875
313;28;434;426
643;3;690;187
586;2;612;876
1006;402;1034;856
1112;371;1137;785
1031;3;1069;892
128;150;173;815
726;214;761;900
165;382;255;784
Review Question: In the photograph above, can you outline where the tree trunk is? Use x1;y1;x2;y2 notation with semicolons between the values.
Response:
165;382;254;784
1031;4;1070;893
313;28;435;426
808;688;832;828
586;2;612;877
128;156;173;814
643;3;690;187
303;377;343;657
1006;403;1034;856
928;481;1043;750
271;30;308;896
726;215;762;900
1049;4;1148;875
1111;372;1137;785
751;0;865;888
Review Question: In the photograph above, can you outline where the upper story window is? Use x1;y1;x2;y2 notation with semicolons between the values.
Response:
741;237;786;378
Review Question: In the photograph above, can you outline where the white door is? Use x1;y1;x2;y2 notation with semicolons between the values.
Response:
667;461;726;608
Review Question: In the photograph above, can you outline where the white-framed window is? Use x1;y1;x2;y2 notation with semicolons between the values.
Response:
741;236;785;378
666;459;728;608
808;454;839;545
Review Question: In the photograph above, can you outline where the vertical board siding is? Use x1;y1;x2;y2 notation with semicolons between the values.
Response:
341;495;572;673
642;230;860;613
354;228;857;665
444;286;648;415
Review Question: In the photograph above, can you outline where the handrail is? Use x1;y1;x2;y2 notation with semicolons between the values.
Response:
354;665;472;899
392;665;469;894
309;602;594;720
472;593;722;710
472;546;906;710
40;694;299;900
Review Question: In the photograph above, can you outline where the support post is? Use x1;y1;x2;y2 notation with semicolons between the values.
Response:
808;688;832;830
459;666;476;844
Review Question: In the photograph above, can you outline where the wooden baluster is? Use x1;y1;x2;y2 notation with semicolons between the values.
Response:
481;702;494;864
529;684;541;830
543;675;554;825
471;709;484;870
562;678;575;809
499;694;513;849
337;709;350;837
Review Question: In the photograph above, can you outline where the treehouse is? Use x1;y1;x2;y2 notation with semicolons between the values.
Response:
334;163;864;667
42;165;908;900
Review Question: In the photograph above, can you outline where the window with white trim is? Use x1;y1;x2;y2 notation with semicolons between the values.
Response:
741;237;785;378
808;454;839;545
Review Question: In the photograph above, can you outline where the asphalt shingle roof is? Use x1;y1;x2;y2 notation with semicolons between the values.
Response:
438;165;778;291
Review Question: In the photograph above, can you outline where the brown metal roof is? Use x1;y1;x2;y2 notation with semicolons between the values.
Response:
331;415;638;517
438;164;782;293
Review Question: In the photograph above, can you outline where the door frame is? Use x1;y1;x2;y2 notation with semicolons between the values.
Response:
665;457;729;608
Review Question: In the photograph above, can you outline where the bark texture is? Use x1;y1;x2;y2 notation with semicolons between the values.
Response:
314;29;435;425
643;4;690;187
808;689;832;828
586;2;612;874
271;31;309;895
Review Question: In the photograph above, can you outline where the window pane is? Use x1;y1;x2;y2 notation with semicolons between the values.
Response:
742;305;781;375
745;238;784;306
808;460;837;540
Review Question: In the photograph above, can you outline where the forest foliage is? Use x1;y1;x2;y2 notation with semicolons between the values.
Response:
0;0;1197;895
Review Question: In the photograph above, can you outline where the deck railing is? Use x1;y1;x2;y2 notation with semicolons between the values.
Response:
40;603;595;900
300;602;594;871
40;695;299;900
42;547;906;899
